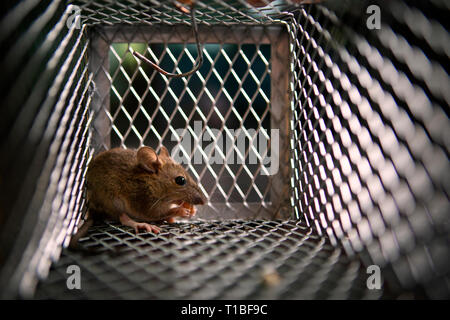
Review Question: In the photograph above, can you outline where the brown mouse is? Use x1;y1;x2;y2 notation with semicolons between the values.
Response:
83;145;206;235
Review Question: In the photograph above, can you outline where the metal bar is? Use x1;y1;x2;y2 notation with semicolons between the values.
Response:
89;27;112;152
269;26;291;219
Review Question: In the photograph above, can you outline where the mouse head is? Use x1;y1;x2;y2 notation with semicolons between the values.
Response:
137;146;206;206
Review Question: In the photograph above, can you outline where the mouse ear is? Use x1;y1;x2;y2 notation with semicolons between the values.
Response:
158;146;172;163
137;146;162;173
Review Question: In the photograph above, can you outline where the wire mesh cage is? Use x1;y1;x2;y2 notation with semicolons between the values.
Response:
89;24;291;220
0;0;448;299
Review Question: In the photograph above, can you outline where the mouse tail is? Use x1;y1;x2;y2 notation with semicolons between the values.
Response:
68;214;94;251
67;210;119;257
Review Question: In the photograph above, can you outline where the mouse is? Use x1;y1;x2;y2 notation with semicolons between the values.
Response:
71;145;206;247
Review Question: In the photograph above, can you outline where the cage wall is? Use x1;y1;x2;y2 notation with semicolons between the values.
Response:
0;1;94;297
87;24;292;220
288;1;449;296
0;0;448;299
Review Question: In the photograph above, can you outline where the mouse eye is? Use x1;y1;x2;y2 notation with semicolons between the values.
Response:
175;176;186;186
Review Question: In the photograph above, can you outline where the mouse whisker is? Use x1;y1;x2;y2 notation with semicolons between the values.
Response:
148;196;164;213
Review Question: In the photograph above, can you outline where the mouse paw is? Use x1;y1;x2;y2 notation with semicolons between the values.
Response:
134;223;161;234
169;207;191;218
119;213;161;234
181;202;197;217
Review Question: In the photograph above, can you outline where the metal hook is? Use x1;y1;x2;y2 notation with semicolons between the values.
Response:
131;2;203;78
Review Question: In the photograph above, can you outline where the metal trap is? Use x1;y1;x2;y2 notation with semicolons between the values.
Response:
0;0;448;299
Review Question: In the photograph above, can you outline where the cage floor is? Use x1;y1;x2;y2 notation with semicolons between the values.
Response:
35;220;386;299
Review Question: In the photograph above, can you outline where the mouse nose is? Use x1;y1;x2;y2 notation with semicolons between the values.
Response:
192;195;205;205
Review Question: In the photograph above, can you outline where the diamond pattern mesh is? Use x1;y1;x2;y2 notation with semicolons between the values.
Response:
73;0;297;27
0;2;94;298
288;1;449;297
107;42;271;204
35;220;386;299
87;23;291;219
0;0;448;299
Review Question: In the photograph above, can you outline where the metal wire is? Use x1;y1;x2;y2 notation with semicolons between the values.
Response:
71;0;295;27
131;3;204;78
35;220;386;299
0;1;94;298
0;0;448;299
288;1;449;297
88;24;291;219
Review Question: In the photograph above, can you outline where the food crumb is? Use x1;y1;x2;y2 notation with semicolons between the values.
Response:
261;266;281;287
